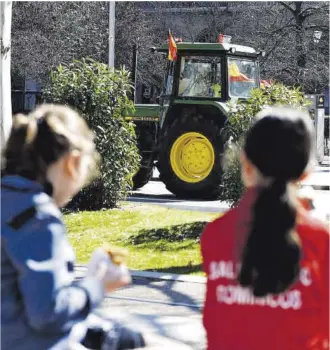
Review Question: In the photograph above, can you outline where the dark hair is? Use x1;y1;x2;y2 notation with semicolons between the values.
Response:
238;107;314;297
2;104;98;185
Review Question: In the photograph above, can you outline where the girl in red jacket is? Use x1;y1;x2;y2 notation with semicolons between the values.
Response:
201;107;329;350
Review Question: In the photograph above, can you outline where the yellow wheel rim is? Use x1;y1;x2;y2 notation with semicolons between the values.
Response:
170;132;215;183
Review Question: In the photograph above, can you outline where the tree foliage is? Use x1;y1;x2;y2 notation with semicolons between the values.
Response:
11;2;329;93
220;82;311;205
43;58;140;210
227;1;329;93
11;2;108;82
141;1;329;93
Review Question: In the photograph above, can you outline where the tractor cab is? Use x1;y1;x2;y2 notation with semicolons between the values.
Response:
155;40;261;102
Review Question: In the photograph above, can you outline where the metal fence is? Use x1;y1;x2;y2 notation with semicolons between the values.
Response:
12;90;43;115
324;116;329;156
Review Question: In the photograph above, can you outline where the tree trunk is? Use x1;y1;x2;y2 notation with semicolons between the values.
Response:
295;4;306;66
0;1;12;150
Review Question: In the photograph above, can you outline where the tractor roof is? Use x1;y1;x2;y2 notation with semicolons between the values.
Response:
156;42;257;56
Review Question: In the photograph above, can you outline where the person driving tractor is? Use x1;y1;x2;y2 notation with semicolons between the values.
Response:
229;61;251;82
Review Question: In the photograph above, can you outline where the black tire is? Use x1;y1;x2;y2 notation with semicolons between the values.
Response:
132;121;157;190
133;165;153;190
157;116;224;199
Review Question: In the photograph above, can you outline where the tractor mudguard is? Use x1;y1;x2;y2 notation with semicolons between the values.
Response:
124;104;160;122
125;105;159;190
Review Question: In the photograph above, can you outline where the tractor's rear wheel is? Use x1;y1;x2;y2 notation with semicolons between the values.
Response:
132;121;157;190
157;117;224;199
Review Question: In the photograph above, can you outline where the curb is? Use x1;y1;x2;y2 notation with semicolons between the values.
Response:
127;197;229;213
151;177;161;182
311;185;330;191
301;183;330;191
129;270;206;284
147;181;329;191
75;265;206;284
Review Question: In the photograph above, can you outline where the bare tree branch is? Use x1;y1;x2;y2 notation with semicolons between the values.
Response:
304;24;329;30
300;4;329;18
279;2;296;15
266;23;298;36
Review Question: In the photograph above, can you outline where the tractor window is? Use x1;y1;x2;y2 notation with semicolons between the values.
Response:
163;61;175;96
166;75;173;95
178;57;222;98
228;58;258;98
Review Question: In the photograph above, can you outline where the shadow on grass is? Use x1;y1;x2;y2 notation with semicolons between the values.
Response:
145;264;203;275
127;221;208;245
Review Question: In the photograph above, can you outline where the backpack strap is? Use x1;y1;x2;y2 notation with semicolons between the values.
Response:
2;181;55;230
6;206;37;230
1;184;35;193
1;181;53;195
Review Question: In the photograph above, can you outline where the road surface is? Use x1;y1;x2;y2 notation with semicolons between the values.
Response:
75;269;206;349
129;164;330;220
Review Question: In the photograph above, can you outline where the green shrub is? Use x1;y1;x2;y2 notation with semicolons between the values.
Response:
43;58;140;210
220;141;244;206
220;82;311;206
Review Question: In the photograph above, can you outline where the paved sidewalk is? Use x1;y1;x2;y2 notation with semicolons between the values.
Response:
76;267;206;349
95;309;205;350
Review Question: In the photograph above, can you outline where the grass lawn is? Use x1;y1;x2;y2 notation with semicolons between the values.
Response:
65;203;220;275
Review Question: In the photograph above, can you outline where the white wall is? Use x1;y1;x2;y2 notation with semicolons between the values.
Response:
0;1;12;149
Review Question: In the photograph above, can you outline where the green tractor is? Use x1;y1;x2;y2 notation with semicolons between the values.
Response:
127;39;262;199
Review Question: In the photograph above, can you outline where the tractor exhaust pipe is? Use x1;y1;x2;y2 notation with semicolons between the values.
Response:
131;43;138;103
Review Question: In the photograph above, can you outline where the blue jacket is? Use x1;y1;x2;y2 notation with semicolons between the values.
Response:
1;175;105;349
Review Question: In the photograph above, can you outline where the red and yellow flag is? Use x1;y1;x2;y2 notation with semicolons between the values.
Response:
168;30;177;61
260;79;271;88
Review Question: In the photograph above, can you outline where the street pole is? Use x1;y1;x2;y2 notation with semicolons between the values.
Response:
108;1;115;69
131;43;138;103
0;1;12;150
313;30;322;94
313;31;324;163
315;49;319;93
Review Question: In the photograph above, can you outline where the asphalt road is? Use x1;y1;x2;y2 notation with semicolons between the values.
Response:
129;164;330;219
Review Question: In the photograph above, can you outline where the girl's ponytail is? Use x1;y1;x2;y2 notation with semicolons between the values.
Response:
238;108;313;297
25;116;38;145
2;114;38;177
238;180;300;296
2;104;97;184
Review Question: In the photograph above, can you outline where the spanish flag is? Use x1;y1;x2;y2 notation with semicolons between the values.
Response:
168;30;177;61
260;80;271;88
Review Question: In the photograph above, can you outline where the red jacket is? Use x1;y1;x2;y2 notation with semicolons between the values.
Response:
201;188;329;350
